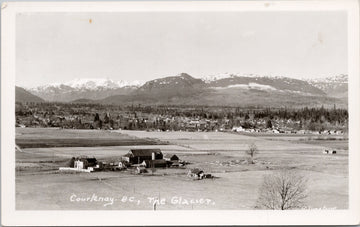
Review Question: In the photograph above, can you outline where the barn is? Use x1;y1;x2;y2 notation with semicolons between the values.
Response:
122;149;163;164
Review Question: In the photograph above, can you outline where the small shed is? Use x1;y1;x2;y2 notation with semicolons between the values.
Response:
187;168;205;180
164;154;179;162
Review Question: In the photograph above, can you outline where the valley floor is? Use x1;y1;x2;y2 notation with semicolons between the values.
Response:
15;128;348;210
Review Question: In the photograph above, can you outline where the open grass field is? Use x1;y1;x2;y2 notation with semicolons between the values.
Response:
16;128;348;210
16;128;166;148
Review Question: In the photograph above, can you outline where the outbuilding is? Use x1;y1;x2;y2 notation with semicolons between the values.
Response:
187;168;205;180
164;154;179;162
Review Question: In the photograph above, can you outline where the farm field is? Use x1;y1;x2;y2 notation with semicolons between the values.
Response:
16;128;166;148
15;128;348;210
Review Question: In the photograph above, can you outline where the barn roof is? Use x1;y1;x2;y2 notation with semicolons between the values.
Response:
129;149;162;157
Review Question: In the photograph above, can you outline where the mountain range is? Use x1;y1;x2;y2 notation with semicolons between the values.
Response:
17;73;348;108
25;78;143;102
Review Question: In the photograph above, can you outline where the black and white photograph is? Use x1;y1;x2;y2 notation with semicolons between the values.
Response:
1;0;359;226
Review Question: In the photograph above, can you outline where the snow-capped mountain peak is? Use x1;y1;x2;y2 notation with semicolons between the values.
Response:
65;78;146;89
30;78;145;91
305;74;348;84
202;73;236;83
64;78;119;89
201;72;271;83
304;74;348;98
26;78;146;102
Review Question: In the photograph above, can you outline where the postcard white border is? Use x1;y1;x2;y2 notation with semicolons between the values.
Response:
1;0;359;226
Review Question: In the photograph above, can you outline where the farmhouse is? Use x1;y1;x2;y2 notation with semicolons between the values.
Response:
122;149;163;164
59;156;98;173
68;156;98;169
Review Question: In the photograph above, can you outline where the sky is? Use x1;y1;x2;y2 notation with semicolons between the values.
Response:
16;11;347;88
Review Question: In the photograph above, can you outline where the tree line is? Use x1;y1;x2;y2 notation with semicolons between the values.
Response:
15;102;348;131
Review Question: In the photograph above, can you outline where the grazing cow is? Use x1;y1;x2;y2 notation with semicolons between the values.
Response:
332;150;337;154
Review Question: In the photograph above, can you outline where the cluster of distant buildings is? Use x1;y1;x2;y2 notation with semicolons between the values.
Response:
231;126;345;135
59;148;183;174
58;148;213;179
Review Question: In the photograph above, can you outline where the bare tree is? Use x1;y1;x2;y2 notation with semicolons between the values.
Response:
246;143;258;164
256;170;308;210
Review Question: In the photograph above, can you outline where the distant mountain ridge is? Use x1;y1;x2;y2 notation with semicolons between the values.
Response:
20;73;348;108
27;78;144;102
31;78;144;90
99;73;347;108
